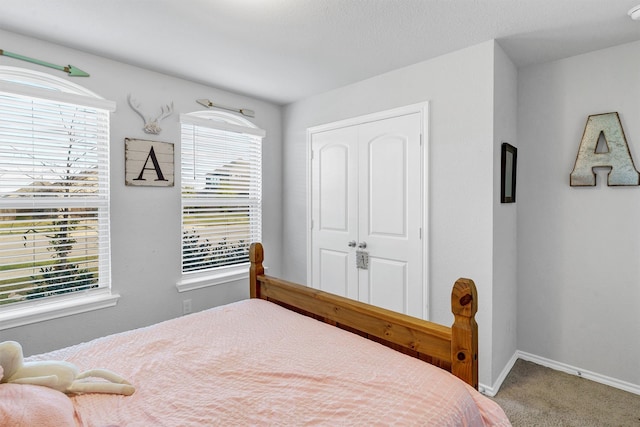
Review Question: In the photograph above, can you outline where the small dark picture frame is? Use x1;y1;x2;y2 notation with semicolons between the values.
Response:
501;143;517;203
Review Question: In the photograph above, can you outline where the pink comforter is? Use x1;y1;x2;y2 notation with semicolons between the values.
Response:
30;299;510;426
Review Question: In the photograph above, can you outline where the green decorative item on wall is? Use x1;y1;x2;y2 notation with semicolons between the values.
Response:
0;49;90;77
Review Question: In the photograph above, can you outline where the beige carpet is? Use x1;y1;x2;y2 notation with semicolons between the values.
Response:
490;359;640;426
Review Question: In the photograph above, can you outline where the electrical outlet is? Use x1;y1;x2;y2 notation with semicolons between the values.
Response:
182;299;192;315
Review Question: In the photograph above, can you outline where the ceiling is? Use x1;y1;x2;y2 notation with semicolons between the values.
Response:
1;0;640;105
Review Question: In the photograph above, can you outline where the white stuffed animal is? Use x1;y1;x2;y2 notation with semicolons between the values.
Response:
0;341;135;395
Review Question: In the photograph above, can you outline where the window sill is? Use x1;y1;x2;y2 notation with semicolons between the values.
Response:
176;265;251;293
0;290;120;331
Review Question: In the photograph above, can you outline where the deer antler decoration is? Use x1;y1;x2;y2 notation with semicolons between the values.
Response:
127;94;174;135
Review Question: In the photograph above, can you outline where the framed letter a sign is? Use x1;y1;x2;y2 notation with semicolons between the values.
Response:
125;138;174;187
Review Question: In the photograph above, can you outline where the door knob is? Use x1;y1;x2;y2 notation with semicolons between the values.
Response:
348;240;357;248
358;241;367;249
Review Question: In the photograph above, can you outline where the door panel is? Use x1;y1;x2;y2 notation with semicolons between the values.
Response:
358;113;423;317
368;257;407;313
311;126;358;300
368;134;407;237
318;249;350;297
318;144;349;231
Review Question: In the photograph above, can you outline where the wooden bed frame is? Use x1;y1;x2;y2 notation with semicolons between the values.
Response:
249;242;479;389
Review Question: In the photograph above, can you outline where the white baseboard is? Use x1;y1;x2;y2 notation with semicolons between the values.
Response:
479;352;519;397
510;351;640;396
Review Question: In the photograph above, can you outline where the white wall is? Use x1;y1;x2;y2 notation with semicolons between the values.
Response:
518;40;640;388
492;45;519;385
283;40;515;388
0;29;283;356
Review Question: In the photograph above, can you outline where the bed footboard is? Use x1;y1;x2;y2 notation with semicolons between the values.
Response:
249;242;479;389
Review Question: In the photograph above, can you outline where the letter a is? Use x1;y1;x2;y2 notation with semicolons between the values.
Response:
570;112;640;186
134;146;167;181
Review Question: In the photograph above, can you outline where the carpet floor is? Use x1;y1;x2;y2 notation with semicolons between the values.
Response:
490;359;640;426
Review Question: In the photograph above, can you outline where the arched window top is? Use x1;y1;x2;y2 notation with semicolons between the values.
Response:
184;110;257;128
181;110;265;138
0;66;103;98
0;66;115;111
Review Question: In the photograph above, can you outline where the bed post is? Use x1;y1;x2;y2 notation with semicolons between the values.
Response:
249;242;264;299
450;278;479;389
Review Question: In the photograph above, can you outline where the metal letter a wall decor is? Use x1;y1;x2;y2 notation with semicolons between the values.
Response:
570;112;640;186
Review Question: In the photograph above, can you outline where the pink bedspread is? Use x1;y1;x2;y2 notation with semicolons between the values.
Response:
30;299;510;426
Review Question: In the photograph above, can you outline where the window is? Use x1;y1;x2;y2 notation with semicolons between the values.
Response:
178;111;264;291
0;67;116;328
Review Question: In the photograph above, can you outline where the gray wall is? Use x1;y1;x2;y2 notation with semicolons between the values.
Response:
518;39;640;388
492;45;519;385
0;29;283;356
282;40;518;389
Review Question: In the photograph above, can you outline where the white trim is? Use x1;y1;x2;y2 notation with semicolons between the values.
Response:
479;352;519;397
180;113;265;137
516;351;640;396
185;109;256;127
176;269;248;293
0;80;116;112
480;351;640;397
176;265;269;292
306;128;312;290
0;66;102;97
420;104;430;319
0;290;119;330
306;102;430;319
307;103;430;133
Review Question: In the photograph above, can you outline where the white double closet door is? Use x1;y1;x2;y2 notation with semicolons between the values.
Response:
310;110;425;318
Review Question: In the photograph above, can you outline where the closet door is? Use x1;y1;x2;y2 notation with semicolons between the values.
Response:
311;125;359;299
311;111;424;318
357;113;423;317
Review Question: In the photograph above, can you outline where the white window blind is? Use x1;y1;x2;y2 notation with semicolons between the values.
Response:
0;73;112;307
181;112;263;274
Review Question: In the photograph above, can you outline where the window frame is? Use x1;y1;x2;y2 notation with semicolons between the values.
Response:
0;66;117;330
177;111;264;292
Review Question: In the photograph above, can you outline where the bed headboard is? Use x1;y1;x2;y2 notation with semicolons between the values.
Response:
249;242;479;389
